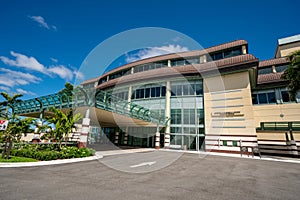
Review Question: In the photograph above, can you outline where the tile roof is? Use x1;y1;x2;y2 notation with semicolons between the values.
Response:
258;57;288;68
81;77;100;85
257;72;286;85
82;40;248;85
97;54;258;90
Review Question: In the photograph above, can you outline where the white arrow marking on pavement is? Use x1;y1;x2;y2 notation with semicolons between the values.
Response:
130;161;156;168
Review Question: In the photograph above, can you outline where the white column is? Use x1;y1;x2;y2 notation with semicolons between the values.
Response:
79;108;90;148
242;45;247;54
168;59;171;67
155;130;160;149
124;127;129;145
164;81;171;148
114;131;119;145
127;86;132;111
200;55;207;63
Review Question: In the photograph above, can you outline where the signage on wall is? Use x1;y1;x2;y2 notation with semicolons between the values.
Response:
211;111;244;118
0;120;9;131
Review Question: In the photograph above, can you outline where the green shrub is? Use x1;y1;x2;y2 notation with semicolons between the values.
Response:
11;143;95;161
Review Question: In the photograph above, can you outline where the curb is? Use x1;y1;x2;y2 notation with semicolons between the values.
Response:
0;148;153;168
2;148;299;168
159;149;300;164
0;155;103;168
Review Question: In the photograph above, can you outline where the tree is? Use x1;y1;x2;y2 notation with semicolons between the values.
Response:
41;107;82;148
59;82;74;102
0;92;24;159
0;115;33;159
0;92;23;115
281;50;300;100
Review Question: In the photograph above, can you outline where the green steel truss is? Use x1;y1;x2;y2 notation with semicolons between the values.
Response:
5;90;166;125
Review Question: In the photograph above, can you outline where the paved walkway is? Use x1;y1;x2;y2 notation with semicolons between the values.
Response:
1;148;299;168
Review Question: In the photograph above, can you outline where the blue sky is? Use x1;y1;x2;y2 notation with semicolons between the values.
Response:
0;0;299;101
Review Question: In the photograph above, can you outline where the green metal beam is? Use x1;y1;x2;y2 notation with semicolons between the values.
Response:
6;89;167;125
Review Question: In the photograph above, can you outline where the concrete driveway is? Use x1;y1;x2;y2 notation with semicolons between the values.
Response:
0;152;300;200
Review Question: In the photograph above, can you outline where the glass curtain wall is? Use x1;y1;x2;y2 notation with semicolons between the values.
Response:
170;79;205;151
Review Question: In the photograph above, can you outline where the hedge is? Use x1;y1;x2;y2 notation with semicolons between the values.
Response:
10;144;96;161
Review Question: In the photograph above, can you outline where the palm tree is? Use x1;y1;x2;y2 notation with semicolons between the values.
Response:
0;92;23;159
1;115;33;159
41;107;82;148
0;92;23;111
281;50;300;100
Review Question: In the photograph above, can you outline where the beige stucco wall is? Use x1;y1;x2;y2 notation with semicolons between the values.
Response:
276;41;300;57
253;103;300;128
203;70;258;151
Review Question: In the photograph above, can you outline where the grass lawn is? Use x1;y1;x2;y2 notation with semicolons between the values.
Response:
0;154;38;162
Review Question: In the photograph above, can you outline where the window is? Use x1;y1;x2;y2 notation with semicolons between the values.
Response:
171;80;203;97
267;92;276;103
195;83;203;95
98;77;107;84
275;65;288;73
161;86;166;97
171;109;181;124
232;141;238;147
197;109;205;124
183;85;189;95
252;94;258;104
224;48;242;58
155;87;161;97
176;85;182;96
258;93;268;104
281;90;290;102
183;109;196;125
151;87;156;97
186;58;200;64
134;61;168;73
213;52;223;60
133;84;165;99
145;88;150;98
170;127;182;133
109;69;130;80
258;67;273;75
252;90;276;104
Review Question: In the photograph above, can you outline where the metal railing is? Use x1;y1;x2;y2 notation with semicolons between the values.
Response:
7;89;166;125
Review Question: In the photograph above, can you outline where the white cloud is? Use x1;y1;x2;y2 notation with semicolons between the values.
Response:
126;44;189;63
50;57;58;63
28;15;56;31
0;68;41;88
0;51;47;74
73;70;85;80
48;65;73;81
0;52;76;81
0;86;10;92
172;36;182;42
16;88;36;96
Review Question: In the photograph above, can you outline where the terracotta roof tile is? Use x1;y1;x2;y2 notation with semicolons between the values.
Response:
81;77;99;85
259;57;288;68
257;72;285;84
97;54;258;90
82;40;248;85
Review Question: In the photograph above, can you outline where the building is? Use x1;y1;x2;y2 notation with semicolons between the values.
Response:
9;34;300;157
80;34;300;157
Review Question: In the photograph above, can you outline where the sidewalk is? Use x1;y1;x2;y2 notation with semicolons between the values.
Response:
159;148;300;164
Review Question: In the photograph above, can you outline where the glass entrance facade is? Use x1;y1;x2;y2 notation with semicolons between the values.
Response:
169;80;204;151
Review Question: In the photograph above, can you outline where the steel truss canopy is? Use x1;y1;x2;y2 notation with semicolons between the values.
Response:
3;90;167;126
